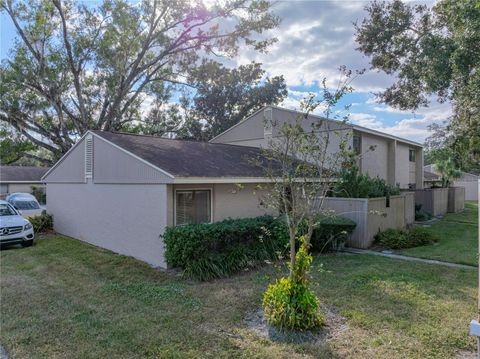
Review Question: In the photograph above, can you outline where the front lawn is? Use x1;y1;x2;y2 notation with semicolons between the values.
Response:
0;235;476;358
398;201;478;265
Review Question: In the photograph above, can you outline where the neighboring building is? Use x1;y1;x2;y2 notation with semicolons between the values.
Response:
210;106;424;190
424;165;479;201
0;166;50;197
43;131;277;268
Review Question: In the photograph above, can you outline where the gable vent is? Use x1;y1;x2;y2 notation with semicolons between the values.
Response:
263;107;273;136
85;135;93;178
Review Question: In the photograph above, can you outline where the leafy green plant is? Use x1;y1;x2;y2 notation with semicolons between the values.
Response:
262;238;325;330
297;215;356;252
164;216;289;281
164;214;356;281
434;158;462;188
29;210;53;233
30;186;46;205
375;228;437;250
415;204;432;221
334;153;400;198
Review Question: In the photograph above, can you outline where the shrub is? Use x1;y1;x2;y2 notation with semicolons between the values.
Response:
30;186;46;204
310;216;356;251
334;155;400;198
163;216;289;281
407;227;437;247
415;203;432;221
263;238;325;330
29;210;53;233
374;227;437;249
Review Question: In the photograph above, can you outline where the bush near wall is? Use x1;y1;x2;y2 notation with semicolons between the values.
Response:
374;227;437;249
29;210;53;233
164;216;288;281
164;215;356;281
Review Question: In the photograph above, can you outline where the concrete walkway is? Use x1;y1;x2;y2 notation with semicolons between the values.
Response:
343;248;478;270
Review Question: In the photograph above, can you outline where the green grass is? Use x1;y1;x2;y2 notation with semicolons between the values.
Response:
0;235;477;358
399;201;478;265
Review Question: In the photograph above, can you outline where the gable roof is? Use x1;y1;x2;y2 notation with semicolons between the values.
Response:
0;166;50;183
424;170;440;181
210;105;423;147
92;131;277;178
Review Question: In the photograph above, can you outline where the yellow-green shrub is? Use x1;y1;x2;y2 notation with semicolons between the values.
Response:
262;238;325;330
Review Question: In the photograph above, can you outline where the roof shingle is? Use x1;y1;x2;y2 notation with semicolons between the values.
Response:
0;166;50;182
92;131;276;178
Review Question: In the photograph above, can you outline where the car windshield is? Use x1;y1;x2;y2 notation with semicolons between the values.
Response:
12;201;40;210
0;204;18;216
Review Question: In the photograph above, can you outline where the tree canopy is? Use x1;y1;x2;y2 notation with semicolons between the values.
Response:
355;0;480;168
0;0;282;164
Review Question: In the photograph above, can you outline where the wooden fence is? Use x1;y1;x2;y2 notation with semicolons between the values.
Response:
322;192;415;249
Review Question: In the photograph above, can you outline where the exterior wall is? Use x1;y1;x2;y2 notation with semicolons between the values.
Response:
93;136;172;184
404;192;415;225
455;180;478;201
360;133;389;180
43;137;86;183
322;197;368;248
166;183;274;226
448;187;465;213
47;181;168;268
211;107;353;162
209;110;265;145
366;196;406;243
0;183;44;194
414;188;449;216
395;143;410;188
323;193;414;248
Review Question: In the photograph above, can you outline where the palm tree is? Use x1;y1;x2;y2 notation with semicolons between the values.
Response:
434;158;462;188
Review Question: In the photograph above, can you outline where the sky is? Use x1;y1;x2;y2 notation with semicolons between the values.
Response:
0;0;450;144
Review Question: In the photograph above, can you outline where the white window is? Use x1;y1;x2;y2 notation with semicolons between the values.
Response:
85;135;93;178
175;190;211;225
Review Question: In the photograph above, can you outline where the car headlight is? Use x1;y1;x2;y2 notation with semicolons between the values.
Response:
24;222;33;230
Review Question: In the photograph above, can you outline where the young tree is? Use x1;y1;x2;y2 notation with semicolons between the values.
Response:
355;0;480;165
0;0;280;163
258;69;358;330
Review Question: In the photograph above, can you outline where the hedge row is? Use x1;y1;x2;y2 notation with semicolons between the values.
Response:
374;227;437;249
164;215;356;280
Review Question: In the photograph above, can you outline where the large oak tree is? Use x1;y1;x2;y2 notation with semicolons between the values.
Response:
0;0;280;164
355;0;480;171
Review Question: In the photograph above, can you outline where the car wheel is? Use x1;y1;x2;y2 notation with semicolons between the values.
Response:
22;240;34;247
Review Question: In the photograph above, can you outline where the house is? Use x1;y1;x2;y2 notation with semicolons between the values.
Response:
43;106;423;268
42;130;277;267
0;166;50;197
210;106;424;190
424;164;479;201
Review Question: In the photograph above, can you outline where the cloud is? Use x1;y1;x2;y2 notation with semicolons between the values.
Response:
227;0;406;92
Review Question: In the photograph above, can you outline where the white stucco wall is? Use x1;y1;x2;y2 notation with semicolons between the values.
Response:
47;181;168;268
360;133;389;180
395;143;411;188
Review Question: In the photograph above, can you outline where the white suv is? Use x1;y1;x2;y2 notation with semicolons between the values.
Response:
0;200;35;248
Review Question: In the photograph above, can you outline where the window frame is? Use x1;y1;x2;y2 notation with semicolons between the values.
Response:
409;149;416;162
174;188;213;226
352;134;362;155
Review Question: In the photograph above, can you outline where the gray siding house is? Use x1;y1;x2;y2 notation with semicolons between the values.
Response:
0;166;50;197
210;106;424;190
44;106;424;268
43;131;275;267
